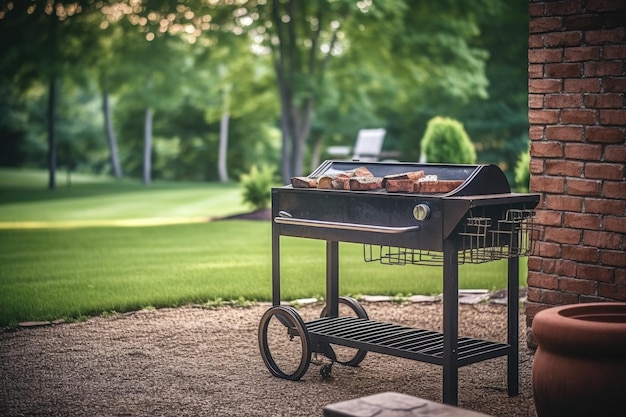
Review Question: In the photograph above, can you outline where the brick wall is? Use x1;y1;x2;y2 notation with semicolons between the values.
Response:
526;0;626;346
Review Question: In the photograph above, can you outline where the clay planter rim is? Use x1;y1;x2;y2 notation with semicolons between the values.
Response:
532;302;626;356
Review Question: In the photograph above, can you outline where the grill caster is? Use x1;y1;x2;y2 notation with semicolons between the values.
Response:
320;363;333;379
258;305;311;380
320;296;369;367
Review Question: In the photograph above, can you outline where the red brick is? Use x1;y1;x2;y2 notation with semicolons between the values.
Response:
563;244;599;262
603;181;626;199
541;258;558;274
546;93;583;108
530;158;544;174
561;109;596;124
530;17;563;34
545;195;583;211
577;263;614;283
604;145;626;162
564;212;602;229
545;62;582;78
604;216;626;233
529;63;544;79
535;241;562;258
539;289;580;305
529;126;545;140
528;48;563;64
528;94;544;109
531;141;564;157
526;288;543;304
535;210;563;226
559;277;597;295
548;32;583;49
529;109;560;124
546;159;584;176
564;78;602;93
585;162;624;180
564;46;601;61
585;126;625;143
545;1;583;16
599;109;626;125
528;256;543;271
585;28;626;44
545;125;583;141
604;77;626;93
584;61;623;77
529;79;563;94
528;271;559;289
598;282;626;301
566;178;602;196
531;176;566;193
584;198;626;215
529;2;544;17
616;269;626;286
583;230;622;249
564;143;603;160
586;0;626;13
545;226;581;244
599;251;626;268
529;34;544;48
584;93;624;109
604;44;626;60
555;260;577;277
564;14;604;31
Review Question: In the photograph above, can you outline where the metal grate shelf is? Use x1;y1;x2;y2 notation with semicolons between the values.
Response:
306;316;510;367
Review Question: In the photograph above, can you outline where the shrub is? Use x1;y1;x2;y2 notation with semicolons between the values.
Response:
514;148;530;192
240;164;276;211
420;116;476;164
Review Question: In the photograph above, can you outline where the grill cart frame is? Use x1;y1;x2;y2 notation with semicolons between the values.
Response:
258;161;540;406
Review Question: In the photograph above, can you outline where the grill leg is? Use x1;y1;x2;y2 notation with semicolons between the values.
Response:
442;240;459;406
272;224;281;306
326;241;339;317
507;255;520;397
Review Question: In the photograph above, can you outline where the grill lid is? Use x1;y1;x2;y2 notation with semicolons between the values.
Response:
299;160;511;196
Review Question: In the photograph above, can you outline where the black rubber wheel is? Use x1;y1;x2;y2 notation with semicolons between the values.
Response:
320;363;333;379
320;296;369;367
258;305;311;380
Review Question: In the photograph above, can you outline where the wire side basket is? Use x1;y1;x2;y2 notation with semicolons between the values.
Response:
363;209;537;266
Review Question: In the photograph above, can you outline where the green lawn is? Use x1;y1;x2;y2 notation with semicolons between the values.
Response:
0;168;527;329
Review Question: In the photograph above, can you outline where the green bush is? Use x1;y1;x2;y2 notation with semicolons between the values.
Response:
420;116;476;164
514;148;531;192
240;164;276;211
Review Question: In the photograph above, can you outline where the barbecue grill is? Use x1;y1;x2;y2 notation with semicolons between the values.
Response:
258;160;539;406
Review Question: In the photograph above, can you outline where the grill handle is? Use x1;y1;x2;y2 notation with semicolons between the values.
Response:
275;212;421;234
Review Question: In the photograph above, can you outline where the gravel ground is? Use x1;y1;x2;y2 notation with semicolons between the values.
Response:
0;301;537;417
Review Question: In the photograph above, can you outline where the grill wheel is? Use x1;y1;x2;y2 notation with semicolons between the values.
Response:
319;296;369;367
258;305;311;380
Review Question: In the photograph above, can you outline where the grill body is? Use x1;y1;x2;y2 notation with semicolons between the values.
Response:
265;161;540;406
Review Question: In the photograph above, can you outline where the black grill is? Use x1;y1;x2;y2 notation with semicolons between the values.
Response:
259;161;540;406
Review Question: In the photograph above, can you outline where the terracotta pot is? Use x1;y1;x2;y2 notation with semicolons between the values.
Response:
531;302;626;417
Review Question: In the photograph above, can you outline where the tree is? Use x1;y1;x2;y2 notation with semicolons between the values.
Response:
0;0;105;189
420;116;476;164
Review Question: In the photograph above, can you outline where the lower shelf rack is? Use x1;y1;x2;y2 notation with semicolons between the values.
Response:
306;316;510;367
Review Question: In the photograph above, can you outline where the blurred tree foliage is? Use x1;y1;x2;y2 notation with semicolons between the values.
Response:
420;116;476;165
0;0;529;186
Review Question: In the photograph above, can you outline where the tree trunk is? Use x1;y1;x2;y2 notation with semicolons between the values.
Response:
143;106;153;186
218;111;229;183
47;76;57;190
102;91;122;178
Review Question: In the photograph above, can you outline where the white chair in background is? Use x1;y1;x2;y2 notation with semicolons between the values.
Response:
327;128;387;162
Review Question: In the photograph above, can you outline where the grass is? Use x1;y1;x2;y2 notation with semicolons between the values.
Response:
0;168;527;329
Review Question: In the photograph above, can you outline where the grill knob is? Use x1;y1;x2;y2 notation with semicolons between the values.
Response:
413;204;430;221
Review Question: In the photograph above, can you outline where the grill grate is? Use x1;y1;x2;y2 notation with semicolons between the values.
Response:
306;316;510;367
364;208;537;266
